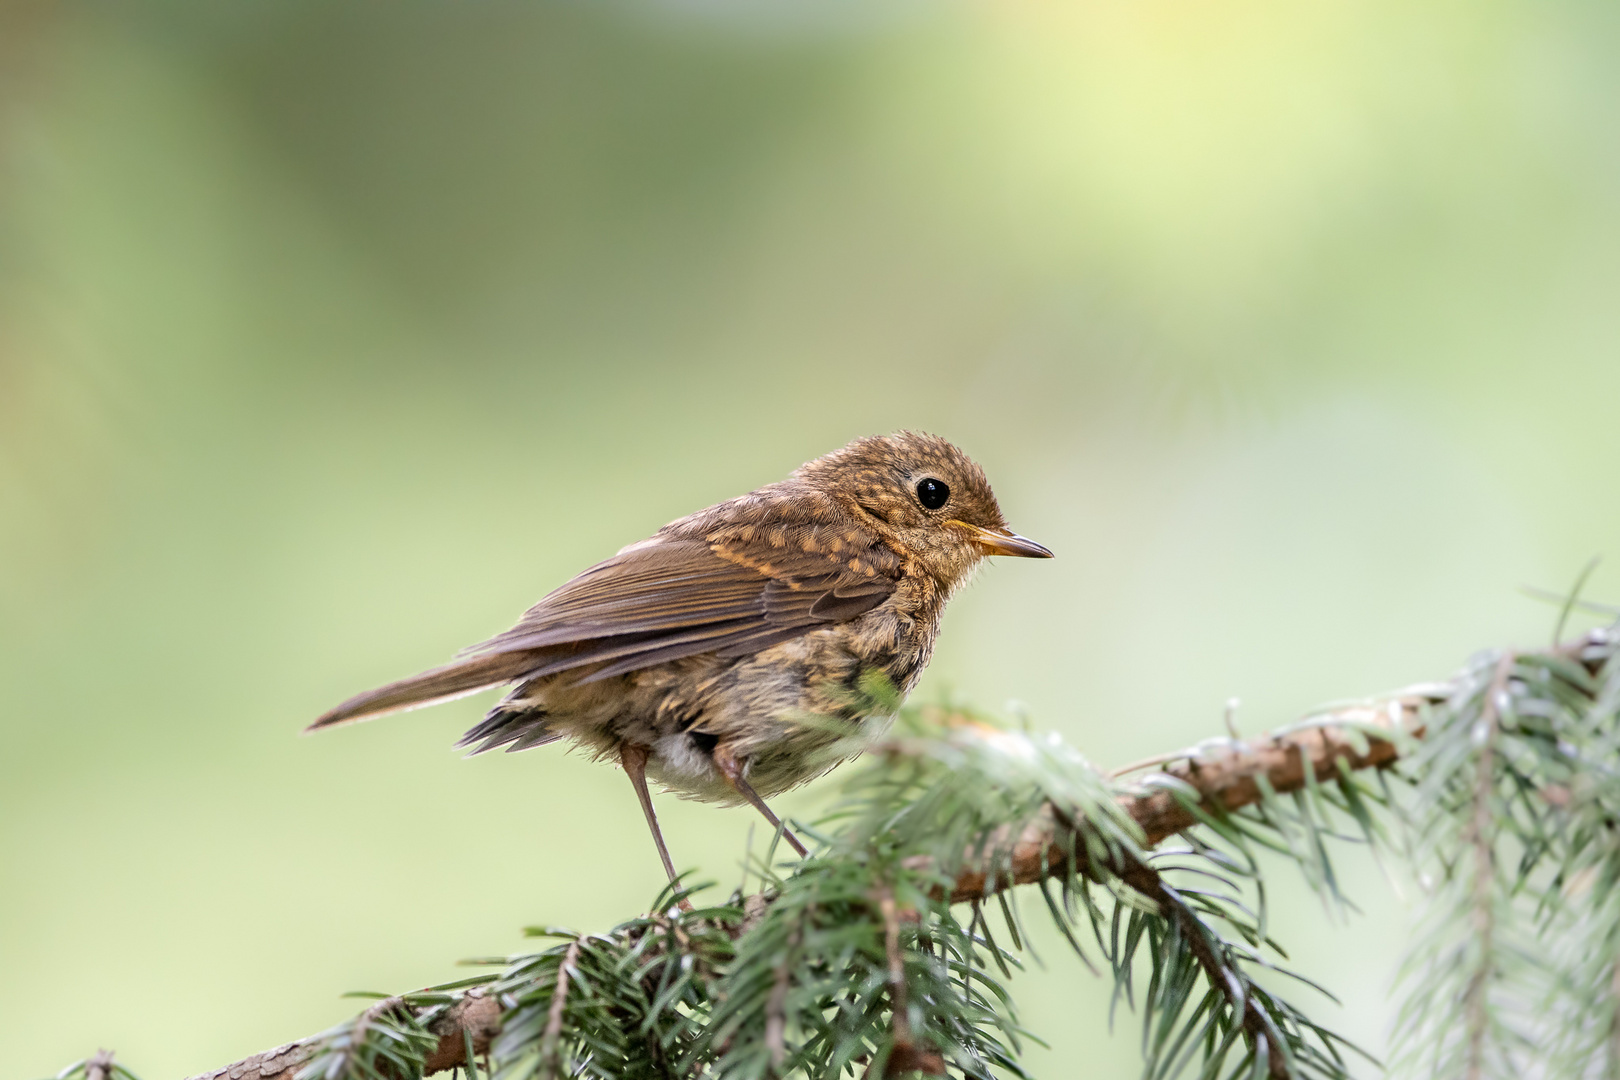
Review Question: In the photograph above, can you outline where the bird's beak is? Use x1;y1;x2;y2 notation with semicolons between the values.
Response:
948;521;1055;559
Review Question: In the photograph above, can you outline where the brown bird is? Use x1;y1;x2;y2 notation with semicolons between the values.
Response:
310;432;1051;883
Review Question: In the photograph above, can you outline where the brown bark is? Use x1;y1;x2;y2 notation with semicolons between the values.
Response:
939;689;1439;1079
947;689;1439;903
187;689;1438;1080
182;991;499;1080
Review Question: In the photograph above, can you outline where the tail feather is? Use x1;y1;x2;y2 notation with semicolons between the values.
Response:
455;707;560;755
307;651;539;731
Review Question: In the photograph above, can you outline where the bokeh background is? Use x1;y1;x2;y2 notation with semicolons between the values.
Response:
4;0;1618;1075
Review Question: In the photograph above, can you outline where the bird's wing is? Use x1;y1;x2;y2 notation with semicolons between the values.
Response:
309;531;897;729
462;533;898;681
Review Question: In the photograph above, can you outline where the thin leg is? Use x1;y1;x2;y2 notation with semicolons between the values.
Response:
714;743;810;858
620;743;685;894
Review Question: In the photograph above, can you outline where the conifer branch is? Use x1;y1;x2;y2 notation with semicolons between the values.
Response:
154;625;1620;1080
181;683;1446;1080
1462;654;1514;1080
52;1050;138;1080
1391;627;1620;1078
538;941;580;1080
945;688;1439;903
180;991;499;1080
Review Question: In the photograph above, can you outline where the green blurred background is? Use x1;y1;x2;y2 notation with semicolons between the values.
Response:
3;0;1618;1075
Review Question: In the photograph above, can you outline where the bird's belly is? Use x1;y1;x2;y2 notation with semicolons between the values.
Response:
528;622;913;803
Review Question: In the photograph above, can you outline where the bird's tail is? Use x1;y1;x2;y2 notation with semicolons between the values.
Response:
306;651;537;732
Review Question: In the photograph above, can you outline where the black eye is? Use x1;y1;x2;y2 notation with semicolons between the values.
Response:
915;477;950;510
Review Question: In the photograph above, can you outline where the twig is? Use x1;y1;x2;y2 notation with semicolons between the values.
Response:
85;1051;116;1080
182;991;500;1080
1116;857;1288;1078
1610;956;1620;1077
1463;654;1515;1080
879;888;911;1048
765;918;803;1070
949;690;1442;903
539;941;582;1080
866;888;945;1077
1107;752;1192;779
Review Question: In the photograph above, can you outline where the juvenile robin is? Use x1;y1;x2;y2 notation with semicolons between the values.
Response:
310;431;1052;882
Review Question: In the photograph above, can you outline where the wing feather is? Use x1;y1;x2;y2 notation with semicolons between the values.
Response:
461;536;897;678
315;527;899;728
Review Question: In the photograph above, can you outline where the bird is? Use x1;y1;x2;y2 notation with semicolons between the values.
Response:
309;431;1052;885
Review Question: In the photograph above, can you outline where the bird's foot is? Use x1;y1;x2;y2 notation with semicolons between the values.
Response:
713;743;810;858
620;742;694;911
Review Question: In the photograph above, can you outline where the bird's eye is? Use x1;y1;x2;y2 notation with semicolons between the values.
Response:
915;477;950;510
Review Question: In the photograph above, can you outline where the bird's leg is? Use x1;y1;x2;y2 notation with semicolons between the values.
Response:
713;743;810;858
619;743;691;909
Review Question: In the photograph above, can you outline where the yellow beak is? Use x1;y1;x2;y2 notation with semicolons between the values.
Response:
947;521;1055;559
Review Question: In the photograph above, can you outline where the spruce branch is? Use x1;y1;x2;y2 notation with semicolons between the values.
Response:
1462;654;1514;1080
48;1051;140;1080
179;992;501;1080
148;625;1618;1080
1111;855;1289;1079
942;688;1438;904
294;997;439;1080
174;693;1431;1080
539;941;581;1080
1393;627;1620;1079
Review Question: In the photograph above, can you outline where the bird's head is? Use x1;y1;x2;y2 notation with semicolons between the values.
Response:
797;431;1052;589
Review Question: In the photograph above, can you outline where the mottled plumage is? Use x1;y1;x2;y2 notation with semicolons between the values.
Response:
311;432;1050;876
